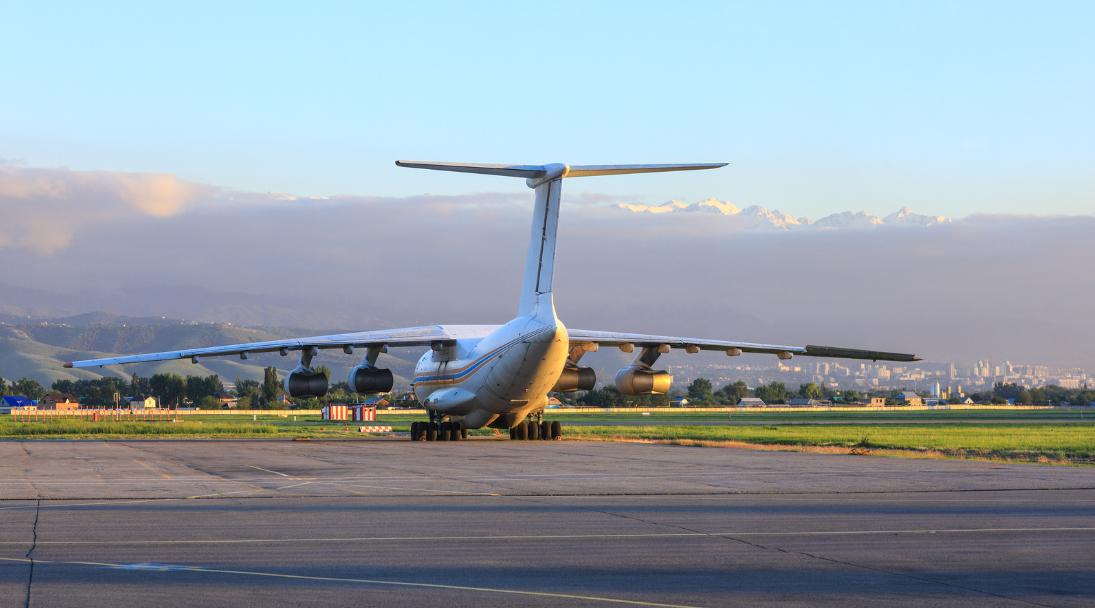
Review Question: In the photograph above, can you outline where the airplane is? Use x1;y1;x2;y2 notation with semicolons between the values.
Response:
68;161;920;442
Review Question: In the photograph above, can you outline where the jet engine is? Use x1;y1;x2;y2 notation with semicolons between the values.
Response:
348;365;394;394
552;367;596;392
284;370;329;398
615;366;672;395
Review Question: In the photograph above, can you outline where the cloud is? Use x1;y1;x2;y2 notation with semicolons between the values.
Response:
0;163;1092;371
0;164;214;254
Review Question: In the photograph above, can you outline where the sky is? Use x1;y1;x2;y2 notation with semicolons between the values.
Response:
3;1;1094;218
1;1;1094;371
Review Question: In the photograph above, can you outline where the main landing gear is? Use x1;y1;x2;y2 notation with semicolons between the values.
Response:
508;419;562;441
410;420;467;442
409;417;562;441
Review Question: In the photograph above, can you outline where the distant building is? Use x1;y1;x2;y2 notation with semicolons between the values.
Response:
898;391;922;406
1;396;37;413
669;397;689;407
38;393;80;410
867;397;886;406
129;395;157;409
788;398;819;407
214;391;237;408
738;397;765;407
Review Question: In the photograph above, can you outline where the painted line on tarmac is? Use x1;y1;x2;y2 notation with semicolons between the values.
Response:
247;465;289;477
1;527;1092;547
0;556;698;607
132;459;171;479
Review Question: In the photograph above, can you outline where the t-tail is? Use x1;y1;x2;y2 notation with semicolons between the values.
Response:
395;161;727;319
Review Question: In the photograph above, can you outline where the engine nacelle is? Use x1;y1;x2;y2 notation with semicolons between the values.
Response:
615;366;672;395
284;371;329;398
552;367;596;392
348;366;394;394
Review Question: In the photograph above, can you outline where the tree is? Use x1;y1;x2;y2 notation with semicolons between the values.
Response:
13;378;46;401
234;378;260;397
576;385;623;408
262;366;281;407
0;376;7;398
798;382;823;400
150;373;186;409
185;374;222;405
754;381;787;404
687;378;714;403
196;395;221;410
841;389;861;403
715;380;748;405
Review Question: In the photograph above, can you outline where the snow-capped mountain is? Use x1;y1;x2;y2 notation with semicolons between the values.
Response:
883;207;952;226
615;200;949;230
813;211;885;229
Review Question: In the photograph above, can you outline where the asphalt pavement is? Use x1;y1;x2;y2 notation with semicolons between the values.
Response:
1;438;1093;607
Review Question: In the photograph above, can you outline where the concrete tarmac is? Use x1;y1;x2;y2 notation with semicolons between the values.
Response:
1;438;1093;607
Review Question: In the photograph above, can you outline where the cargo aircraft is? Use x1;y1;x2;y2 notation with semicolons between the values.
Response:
68;161;919;441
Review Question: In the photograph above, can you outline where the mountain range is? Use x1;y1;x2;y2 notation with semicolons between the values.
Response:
616;200;951;231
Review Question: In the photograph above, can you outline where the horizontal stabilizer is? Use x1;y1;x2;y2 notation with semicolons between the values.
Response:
566;163;727;177
395;161;547;178
396;161;727;180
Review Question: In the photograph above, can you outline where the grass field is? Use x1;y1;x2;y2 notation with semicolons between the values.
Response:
562;423;1095;464
2;412;1093;464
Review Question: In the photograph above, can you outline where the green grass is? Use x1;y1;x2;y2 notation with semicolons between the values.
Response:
564;423;1095;462
0;420;279;437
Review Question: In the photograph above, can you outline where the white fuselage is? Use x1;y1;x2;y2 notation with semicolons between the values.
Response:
412;311;570;429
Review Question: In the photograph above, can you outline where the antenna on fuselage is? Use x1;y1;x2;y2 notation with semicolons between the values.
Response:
395;161;727;318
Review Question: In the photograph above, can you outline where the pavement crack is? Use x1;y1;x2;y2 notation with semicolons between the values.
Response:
24;499;40;608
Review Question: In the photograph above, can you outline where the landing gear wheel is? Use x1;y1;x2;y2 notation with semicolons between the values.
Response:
410;422;420;441
551;420;562;440
426;423;438;441
509;426;517;440
439;421;451;441
526;421;538;440
540;421;551;441
516;422;528;440
461;428;468;439
450;422;461;441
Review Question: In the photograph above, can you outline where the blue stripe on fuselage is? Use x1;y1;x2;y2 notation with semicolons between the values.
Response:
413;326;552;385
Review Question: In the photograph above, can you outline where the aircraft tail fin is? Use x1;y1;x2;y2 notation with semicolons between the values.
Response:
396;161;726;319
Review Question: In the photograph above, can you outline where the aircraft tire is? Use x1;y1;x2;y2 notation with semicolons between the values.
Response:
410;422;419;441
540;421;551;441
509;426;517;440
551;421;562;440
516;422;528;440
450;422;461;441
526;421;538;440
426;423;438;441
439;421;451;441
461;428;468;439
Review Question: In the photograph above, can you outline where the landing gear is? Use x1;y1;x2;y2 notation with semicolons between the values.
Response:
410;421;425;441
506;418;561;440
425;423;438;441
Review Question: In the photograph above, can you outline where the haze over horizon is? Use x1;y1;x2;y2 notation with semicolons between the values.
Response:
2;2;1093;372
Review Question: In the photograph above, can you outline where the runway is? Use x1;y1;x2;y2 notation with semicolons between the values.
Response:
1;439;1093;606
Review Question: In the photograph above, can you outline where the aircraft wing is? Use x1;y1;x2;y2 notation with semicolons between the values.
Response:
64;325;502;368
567;329;920;362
